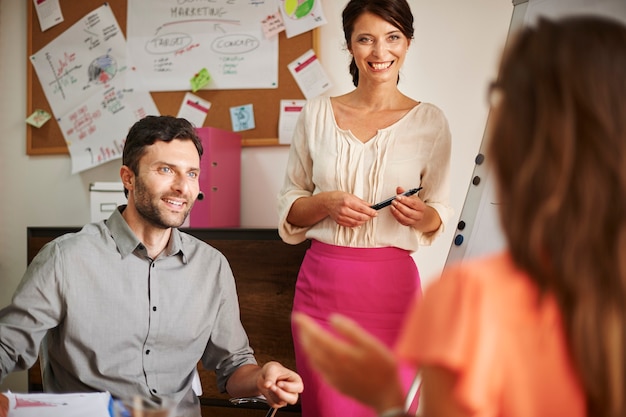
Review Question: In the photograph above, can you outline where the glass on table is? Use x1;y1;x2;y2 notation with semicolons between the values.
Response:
110;395;175;417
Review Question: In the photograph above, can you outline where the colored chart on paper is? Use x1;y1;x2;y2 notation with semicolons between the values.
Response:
88;54;117;84
284;0;315;19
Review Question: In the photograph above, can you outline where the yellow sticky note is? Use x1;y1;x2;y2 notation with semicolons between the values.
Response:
25;109;52;128
190;68;211;92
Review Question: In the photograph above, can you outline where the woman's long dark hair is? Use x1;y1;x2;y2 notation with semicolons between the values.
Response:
488;16;626;417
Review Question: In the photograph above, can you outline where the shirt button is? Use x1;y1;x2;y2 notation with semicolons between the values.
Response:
151;389;157;394
153;306;157;311
145;349;150;355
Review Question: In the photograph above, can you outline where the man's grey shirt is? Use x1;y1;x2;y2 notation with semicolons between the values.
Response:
0;206;256;416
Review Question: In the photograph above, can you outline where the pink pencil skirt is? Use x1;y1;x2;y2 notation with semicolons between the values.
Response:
292;240;421;417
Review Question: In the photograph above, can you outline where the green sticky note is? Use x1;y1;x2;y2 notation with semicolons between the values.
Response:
25;109;52;128
190;68;211;92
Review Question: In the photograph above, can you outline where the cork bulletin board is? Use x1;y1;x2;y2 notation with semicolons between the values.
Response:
27;0;319;155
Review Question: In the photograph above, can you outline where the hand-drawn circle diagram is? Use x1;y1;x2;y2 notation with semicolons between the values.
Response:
145;33;193;55
211;34;260;55
284;0;316;19
88;54;118;84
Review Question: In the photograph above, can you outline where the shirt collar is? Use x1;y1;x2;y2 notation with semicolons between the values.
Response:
105;205;186;262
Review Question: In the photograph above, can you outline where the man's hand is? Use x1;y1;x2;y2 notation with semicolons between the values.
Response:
256;361;303;408
226;362;303;409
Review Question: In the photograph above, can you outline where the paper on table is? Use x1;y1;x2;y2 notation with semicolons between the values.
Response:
4;391;111;417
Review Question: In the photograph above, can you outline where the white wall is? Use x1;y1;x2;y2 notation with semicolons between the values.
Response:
0;0;512;392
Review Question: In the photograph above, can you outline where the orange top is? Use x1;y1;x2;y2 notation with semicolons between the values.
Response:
396;252;586;417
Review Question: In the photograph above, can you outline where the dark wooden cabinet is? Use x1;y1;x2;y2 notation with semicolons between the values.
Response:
26;227;308;416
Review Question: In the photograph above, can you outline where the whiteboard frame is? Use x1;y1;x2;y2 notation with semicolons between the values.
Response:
445;0;626;266
445;1;528;266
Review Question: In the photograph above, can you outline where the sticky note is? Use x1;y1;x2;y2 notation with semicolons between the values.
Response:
230;104;255;132
190;68;211;92
261;13;285;39
26;109;52;128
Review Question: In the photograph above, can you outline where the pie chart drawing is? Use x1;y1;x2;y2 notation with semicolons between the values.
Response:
88;54;117;84
284;0;316;19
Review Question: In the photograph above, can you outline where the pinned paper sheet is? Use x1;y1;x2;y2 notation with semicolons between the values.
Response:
288;49;332;99
126;0;278;91
279;100;305;144
26;109;52;128
29;4;128;118
177;93;211;127
261;12;285;39
190;68;211;92
230;104;256;132
279;0;327;38
33;0;64;32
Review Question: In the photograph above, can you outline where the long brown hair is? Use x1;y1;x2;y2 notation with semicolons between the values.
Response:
488;16;626;417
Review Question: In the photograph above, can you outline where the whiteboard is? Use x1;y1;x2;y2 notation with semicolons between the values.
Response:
445;0;626;266
126;0;279;91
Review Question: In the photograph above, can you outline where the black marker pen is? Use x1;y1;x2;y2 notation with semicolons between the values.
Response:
370;187;423;210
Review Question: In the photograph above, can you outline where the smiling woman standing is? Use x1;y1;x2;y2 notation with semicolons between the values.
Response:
277;1;452;416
